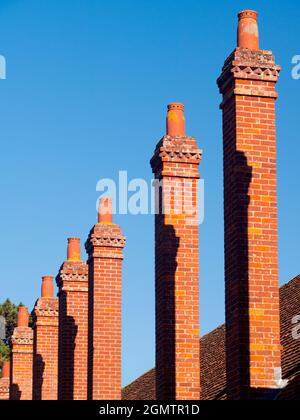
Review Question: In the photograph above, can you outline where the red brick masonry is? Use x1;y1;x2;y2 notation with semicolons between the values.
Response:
56;238;89;400
217;12;283;399
10;307;34;400
150;104;202;400
85;199;125;400
33;277;59;400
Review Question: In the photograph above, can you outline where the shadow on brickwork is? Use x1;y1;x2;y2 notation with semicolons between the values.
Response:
224;150;283;400
87;261;94;400
33;352;45;400
224;150;252;400
10;383;21;400
276;366;300;400
58;290;77;400
155;211;179;400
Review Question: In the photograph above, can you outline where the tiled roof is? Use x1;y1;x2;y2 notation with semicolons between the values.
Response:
122;275;300;400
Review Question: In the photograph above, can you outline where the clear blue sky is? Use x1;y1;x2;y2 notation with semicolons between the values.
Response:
0;0;299;386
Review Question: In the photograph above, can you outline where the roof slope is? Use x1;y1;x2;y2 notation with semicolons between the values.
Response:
122;275;300;400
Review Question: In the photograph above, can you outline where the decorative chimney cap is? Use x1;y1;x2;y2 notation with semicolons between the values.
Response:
167;103;185;111
238;10;258;20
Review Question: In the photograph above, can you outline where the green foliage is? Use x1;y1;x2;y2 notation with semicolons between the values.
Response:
0;299;33;365
0;299;21;338
0;340;10;364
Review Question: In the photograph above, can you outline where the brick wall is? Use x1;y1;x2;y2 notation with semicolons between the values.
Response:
150;104;202;400
217;12;283;399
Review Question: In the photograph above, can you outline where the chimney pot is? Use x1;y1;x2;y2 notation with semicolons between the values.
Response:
237;10;259;50
98;197;113;224
17;306;29;328
41;276;54;298
1;361;10;379
166;103;185;137
67;238;81;261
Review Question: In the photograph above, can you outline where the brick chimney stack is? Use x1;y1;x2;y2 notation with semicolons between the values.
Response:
150;104;202;400
0;361;10;400
217;11;283;399
56;238;88;400
85;197;125;400
10;306;34;400
33;276;58;400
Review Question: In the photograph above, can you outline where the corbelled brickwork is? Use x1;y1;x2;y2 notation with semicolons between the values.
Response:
217;11;283;399
0;361;10;400
150;104;202;400
56;238;88;400
85;198;125;400
33;276;58;400
10;307;34;400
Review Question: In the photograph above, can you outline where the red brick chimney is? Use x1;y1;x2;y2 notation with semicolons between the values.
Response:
0;361;10;400
56;238;88;400
150;104;202;400
10;306;34;400
33;276;58;400
217;11;283;399
85;197;125;400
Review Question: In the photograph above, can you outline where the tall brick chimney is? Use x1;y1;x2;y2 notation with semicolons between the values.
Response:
56;238;89;400
33;276;58;400
217;11;283;399
85;197;125;400
150;104;202;400
0;361;10;400
10;306;34;400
